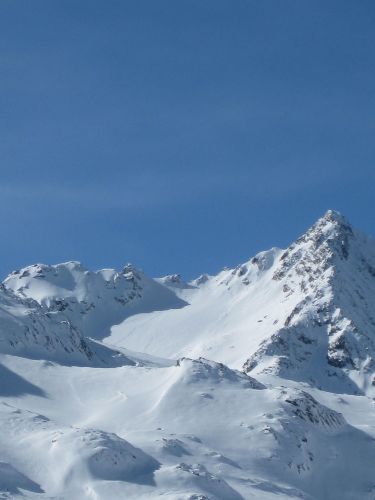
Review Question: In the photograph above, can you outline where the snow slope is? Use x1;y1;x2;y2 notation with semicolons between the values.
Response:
1;210;375;499
1;354;375;499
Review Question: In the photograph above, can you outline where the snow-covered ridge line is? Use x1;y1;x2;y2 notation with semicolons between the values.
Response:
1;261;187;364
1;209;375;392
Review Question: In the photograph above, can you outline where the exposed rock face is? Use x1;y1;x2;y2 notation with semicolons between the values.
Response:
281;389;346;429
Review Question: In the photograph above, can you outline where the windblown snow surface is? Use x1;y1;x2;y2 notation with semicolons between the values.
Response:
1;210;375;499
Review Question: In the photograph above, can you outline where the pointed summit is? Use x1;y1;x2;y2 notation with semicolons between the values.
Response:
308;209;353;240
301;209;352;239
121;263;140;274
321;209;346;223
273;210;355;283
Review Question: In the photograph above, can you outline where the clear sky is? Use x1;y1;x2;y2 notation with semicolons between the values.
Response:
1;0;374;279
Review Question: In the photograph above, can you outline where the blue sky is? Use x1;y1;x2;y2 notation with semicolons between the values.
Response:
1;0;374;279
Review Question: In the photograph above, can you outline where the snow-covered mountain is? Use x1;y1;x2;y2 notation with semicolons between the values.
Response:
1;210;375;499
245;210;375;395
4;261;186;340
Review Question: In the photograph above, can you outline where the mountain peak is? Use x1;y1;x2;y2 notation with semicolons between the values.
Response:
312;209;352;236
157;274;194;290
121;263;144;280
277;209;355;271
321;209;345;223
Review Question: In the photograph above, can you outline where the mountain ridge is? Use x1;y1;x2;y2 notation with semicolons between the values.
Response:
2;209;375;395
